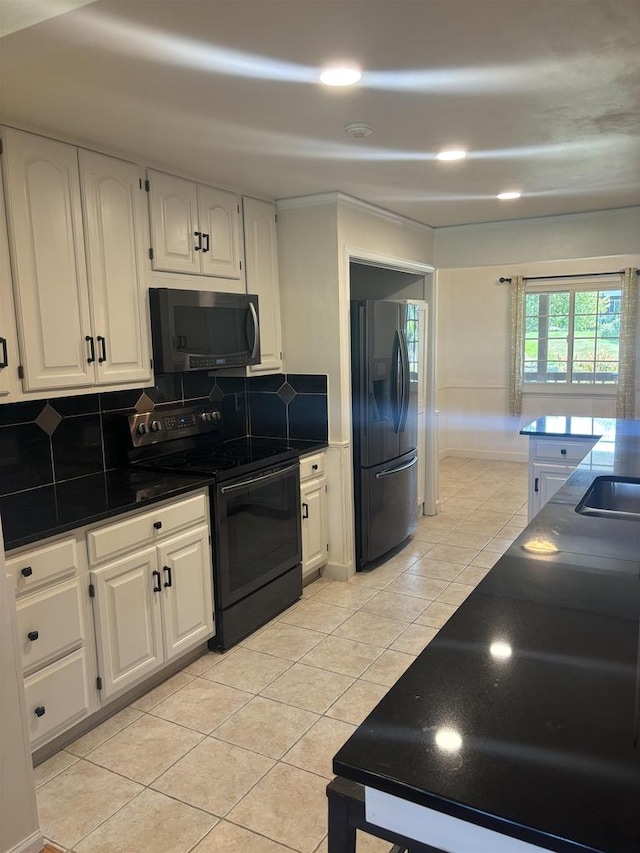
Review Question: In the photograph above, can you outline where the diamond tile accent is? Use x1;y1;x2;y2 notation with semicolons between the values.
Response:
209;384;224;402
277;382;296;405
135;392;154;413
35;403;62;436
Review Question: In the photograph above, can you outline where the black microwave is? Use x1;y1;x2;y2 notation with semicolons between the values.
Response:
149;288;260;373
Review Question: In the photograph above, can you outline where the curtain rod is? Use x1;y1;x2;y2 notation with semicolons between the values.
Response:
498;269;639;284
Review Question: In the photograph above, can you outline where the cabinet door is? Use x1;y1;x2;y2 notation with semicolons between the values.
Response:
198;185;241;279
243;197;282;374
2;128;93;390
148;169;200;274
0;165;19;397
90;548;163;699
301;478;328;578
79;150;151;385
531;463;572;519
158;525;214;661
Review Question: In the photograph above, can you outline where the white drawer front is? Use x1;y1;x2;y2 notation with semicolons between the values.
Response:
7;537;78;595
87;492;208;565
531;438;595;464
300;451;325;482
23;649;90;747
17;579;84;674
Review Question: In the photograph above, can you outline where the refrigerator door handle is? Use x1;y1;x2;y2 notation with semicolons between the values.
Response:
391;330;402;434
398;328;410;432
375;454;418;479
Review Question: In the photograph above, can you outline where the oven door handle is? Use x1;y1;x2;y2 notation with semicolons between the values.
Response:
220;463;299;494
247;302;260;360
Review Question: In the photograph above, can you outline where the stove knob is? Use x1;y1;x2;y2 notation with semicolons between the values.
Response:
137;422;148;436
199;412;209;423
213;412;221;422
150;420;161;433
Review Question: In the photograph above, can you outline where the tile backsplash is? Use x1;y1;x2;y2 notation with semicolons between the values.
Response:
0;374;328;498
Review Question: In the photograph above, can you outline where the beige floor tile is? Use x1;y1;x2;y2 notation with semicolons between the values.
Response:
182;651;224;676
227;762;327;853
302;577;335;598
416;601;458;629
499;523;526;538
283;715;356;778
213;696;318;758
326;680;389;725
201;647;291;693
453;520;504;537
279;598;355;632
361;649;416;687
349;561;406;587
361;590;428;623
33;750;78;788
150;677;251;734
131;671;196;712
440;496;485;513
152;737;273;816
423;543;478;565
243;622;325;661
314;831;394;853
440;531;492;550
332;611;407;647
37;760;142;849
390;623;439;654
260;662;354;713
299;635;384;677
85;714;203;784
383;573;449;600
74;788;215;853
465;510;513;526
312;581;378;610
404;558;463;581
436;582;475;607
470;550;501;569
66;707;142;757
192;821;293;852
455;565;490;586
484;537;512;553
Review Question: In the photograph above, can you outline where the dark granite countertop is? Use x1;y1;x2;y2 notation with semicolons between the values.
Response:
0;469;213;551
334;418;640;853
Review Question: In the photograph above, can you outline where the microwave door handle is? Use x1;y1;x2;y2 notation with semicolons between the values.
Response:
247;302;260;359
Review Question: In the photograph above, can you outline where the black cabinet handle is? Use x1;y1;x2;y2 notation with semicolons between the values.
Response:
27;630;39;642
312;464;318;470
0;336;8;369
97;335;107;364
152;570;162;592
34;706;46;718
560;448;567;455
86;335;95;363
21;566;33;577
194;231;202;251
202;232;209;253
302;502;309;519
163;565;172;588
534;478;539;493
153;521;162;530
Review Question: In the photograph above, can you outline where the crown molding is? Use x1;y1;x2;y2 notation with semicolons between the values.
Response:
277;191;433;233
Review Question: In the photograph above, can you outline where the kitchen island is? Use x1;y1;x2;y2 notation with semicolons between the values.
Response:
331;419;640;853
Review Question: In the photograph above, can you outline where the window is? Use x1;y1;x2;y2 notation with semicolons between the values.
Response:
405;302;419;382
523;286;621;385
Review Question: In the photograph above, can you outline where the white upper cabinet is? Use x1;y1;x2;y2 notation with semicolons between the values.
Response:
79;149;151;385
243;197;282;374
0;166;20;398
2;128;94;390
148;169;241;279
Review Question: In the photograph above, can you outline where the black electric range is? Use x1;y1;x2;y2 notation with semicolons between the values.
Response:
128;405;303;650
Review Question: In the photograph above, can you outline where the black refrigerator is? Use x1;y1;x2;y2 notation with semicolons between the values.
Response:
351;300;419;569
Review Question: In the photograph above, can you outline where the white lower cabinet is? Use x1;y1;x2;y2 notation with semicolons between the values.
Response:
23;650;90;747
527;436;597;520
300;451;328;580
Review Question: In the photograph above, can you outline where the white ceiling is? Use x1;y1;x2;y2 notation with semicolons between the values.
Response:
0;0;639;227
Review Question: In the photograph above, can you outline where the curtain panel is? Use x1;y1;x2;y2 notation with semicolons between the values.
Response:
616;267;638;419
508;275;526;416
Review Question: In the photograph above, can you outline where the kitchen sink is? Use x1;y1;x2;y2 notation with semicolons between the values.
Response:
575;476;640;521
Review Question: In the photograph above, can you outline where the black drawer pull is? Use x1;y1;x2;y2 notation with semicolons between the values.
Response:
312;464;319;470
302;502;309;519
0;336;8;369
86;335;95;364
153;521;162;530
152;570;162;592
202;232;209;253
560;448;567;455
194;231;202;251
27;630;39;642
21;566;33;577
97;335;107;364
34;706;46;718
163;565;173;588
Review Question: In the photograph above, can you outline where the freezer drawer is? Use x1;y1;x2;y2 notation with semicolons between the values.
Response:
358;450;418;567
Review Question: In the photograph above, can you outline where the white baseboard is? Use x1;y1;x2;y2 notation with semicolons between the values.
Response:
321;561;354;582
439;448;528;463
5;830;44;853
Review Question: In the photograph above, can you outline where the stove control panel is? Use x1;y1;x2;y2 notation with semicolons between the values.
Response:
129;406;222;447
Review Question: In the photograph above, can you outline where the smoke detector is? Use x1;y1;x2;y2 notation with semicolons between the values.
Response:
344;122;373;138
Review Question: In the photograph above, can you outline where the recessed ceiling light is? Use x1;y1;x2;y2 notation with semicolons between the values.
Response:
320;66;362;87
437;149;467;161
497;191;522;200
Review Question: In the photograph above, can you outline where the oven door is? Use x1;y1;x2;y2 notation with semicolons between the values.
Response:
215;462;301;607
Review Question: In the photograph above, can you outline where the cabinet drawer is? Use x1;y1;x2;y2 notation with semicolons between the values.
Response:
531;439;594;464
7;537;78;595
16;579;84;675
87;492;208;565
300;452;325;482
23;649;90;747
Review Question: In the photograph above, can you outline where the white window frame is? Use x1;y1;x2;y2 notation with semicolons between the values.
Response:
522;276;621;397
